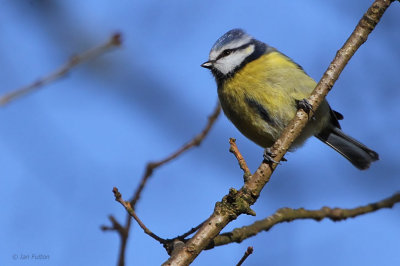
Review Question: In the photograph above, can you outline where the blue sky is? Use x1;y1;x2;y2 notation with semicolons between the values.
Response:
0;1;399;265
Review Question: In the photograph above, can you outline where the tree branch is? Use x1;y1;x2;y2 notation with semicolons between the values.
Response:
103;104;221;266
130;103;221;208
0;33;122;106
209;193;400;248
162;1;395;265
236;246;254;266
113;187;167;244
176;220;207;240
229;138;251;180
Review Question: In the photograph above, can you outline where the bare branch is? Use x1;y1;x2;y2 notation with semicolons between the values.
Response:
113;187;167;244
100;216;127;236
162;1;395;265
236;246;254;266
0;33;122;106
130;103;221;208
104;104;221;266
210;193;400;248
229;138;251;179
176;220;207;240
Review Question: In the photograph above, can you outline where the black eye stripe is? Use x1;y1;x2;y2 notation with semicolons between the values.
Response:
216;42;253;60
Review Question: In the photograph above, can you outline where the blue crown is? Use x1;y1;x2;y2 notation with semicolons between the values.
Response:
212;29;248;51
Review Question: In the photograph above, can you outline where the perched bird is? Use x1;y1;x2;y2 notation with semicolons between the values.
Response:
201;29;379;170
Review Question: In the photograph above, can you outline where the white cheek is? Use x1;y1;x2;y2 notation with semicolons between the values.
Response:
214;55;244;75
214;46;255;75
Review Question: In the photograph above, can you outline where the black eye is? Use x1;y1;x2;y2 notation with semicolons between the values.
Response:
222;49;232;56
216;49;233;60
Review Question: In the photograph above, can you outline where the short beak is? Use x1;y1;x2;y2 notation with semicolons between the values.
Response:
201;60;213;69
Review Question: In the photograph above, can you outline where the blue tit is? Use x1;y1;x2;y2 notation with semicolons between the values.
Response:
201;29;379;170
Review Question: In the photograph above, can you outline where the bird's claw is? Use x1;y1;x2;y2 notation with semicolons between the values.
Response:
263;148;280;164
296;98;315;120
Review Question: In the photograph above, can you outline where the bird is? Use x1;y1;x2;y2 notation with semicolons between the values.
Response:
201;29;379;170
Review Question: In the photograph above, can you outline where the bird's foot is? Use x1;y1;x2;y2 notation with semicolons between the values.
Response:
263;148;280;164
296;98;315;120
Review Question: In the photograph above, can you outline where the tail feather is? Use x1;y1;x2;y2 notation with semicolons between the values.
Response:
315;127;379;170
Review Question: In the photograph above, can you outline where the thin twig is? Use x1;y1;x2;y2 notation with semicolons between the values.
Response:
176;220;207;240
162;221;208;256
100;216;126;235
130;103;221;207
0;33;122;106
210;193;400;248
104;104;221;266
100;215;129;266
229;138;251;179
236;246;254;266
163;1;395;265
113;187;167;244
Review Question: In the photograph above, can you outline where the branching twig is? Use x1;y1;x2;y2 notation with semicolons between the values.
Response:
130;103;221;208
236;246;254;266
113;187;166;244
100;216;127;236
209;193;400;248
176;220;207;240
0;33;122;106
229;138;251;180
104;104;221;266
162;1;395;265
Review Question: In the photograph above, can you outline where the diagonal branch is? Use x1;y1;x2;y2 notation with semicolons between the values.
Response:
209;193;400;248
236;246;254;266
229;138;251;180
104;104;221;266
113;187;167;244
162;1;396;265
176;220;207;240
0;33;122;106
130;103;221;208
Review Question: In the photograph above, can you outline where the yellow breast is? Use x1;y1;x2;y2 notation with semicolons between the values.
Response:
218;51;320;147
